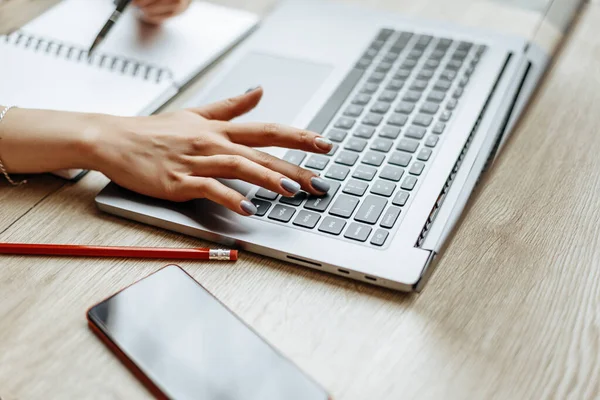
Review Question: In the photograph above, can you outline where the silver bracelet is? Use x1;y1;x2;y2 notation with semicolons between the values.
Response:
0;106;27;186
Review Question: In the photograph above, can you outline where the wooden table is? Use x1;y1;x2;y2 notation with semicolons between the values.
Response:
2;1;600;399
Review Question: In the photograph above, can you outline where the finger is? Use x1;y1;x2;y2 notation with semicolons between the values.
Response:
133;0;159;8
184;177;257;216
220;121;333;154
189;86;263;121
139;12;174;24
224;144;332;195
191;155;302;197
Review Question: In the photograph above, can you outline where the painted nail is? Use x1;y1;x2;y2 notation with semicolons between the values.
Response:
245;85;261;93
240;200;257;216
315;137;333;151
310;177;331;193
281;178;301;194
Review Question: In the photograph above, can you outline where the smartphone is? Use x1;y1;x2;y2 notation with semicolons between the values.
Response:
87;265;330;400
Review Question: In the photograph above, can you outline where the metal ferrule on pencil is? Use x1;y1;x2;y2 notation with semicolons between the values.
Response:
209;249;232;260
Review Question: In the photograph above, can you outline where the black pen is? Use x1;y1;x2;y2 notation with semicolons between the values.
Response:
88;0;132;56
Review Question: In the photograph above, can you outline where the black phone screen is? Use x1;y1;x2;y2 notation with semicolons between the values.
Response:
88;265;328;400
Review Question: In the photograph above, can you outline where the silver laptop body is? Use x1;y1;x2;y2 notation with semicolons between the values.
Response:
96;0;581;291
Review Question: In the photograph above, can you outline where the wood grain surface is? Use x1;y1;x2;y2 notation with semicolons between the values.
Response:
1;0;600;399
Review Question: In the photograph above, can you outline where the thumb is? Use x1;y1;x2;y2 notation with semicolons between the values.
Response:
190;86;263;121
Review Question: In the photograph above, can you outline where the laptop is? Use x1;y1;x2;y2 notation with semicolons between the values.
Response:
96;0;583;292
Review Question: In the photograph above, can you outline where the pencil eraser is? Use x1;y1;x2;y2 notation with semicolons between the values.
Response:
231;250;239;261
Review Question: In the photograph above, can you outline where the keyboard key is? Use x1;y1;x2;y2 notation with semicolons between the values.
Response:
397;138;419;153
405;125;426;139
389;151;412;167
354;125;375;139
345;138;368;152
319;216;346;235
424;59;440;69
453;87;464;99
378;90;398;103
437;38;453;49
394;69;411;80
379;165;404;182
361;83;379;94
457;41;473;52
386;79;404;91
352;93;372;106
256;188;278;200
370;40;385;51
363;113;383;126
417;147;432;161
352;165;377;181
335;150;359;166
370;179;396;197
452;49;468;61
439;110;452;122
407;49;423;60
370;102;390;114
283;150;306;166
403;90;421;102
304;181;341;212
268;204;296;222
328;129;348;142
395;102;415;114
368;71;386;83
440;70;457;81
430;49;446;60
251;198;272;216
384;52;400;62
413;114;433;127
446;60;462;70
355;195;387;224
363;48;378;59
388;113;408;127
344;222;372;242
370;138;394;153
425;135;439;147
280;191;307;206
401;59;417;69
417;69;434;80
401;175;418;191
329;195;360;218
362;151;385;166
305;155;330;170
376;28;394;40
381;206;401;228
410;79;428;91
432;122;446;134
379;125;401;139
375;62;393;73
325;165;350;181
370;229;389;246
344;105;364;117
334;117;356;130
427;90;446;103
343;179;369;197
409;161;425;175
356;58;371;69
446;98;458;110
327;144;339;156
293;210;321;229
392;191;409;206
434;80;452;91
415;34;432;48
420;102;439;114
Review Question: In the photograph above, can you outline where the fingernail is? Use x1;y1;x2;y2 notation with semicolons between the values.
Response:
310;177;330;193
280;178;301;195
315;137;333;151
245;85;261;94
240;200;257;216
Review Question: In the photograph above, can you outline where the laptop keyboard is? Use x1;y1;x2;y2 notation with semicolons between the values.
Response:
250;28;486;247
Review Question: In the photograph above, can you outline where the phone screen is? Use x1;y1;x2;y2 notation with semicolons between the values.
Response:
88;265;328;400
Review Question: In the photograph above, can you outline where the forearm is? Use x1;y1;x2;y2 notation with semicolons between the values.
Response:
0;107;113;174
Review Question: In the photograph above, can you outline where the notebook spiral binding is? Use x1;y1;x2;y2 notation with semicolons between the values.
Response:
3;31;173;84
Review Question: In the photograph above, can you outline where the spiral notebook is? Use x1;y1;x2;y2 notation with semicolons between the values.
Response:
0;0;259;179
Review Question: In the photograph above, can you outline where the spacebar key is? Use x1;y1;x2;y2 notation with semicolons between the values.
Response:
304;181;341;212
354;195;387;224
306;68;366;134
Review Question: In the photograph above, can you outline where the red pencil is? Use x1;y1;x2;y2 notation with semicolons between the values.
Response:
0;243;238;261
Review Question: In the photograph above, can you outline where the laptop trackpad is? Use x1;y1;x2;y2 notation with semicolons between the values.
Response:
198;52;333;125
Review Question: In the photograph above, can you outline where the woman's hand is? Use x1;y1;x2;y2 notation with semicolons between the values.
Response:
92;87;334;216
133;0;191;24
